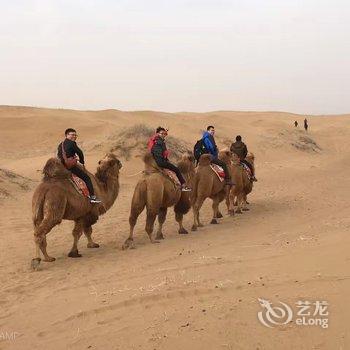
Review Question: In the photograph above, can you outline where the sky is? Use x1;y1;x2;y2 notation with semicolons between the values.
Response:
1;0;349;114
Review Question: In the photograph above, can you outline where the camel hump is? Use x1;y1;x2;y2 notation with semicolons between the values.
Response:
42;158;71;181
198;154;212;166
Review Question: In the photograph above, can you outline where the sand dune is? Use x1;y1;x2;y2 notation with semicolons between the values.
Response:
0;106;349;349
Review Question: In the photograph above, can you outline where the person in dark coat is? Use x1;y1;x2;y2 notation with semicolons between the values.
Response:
230;135;257;182
304;118;308;131
202;126;233;186
150;127;191;192
57;128;101;203
294;121;298;127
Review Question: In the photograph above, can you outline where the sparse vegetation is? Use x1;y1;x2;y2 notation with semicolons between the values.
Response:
109;124;191;160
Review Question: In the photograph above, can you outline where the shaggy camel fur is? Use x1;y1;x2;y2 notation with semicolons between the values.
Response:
31;153;122;269
122;153;195;249
191;152;231;231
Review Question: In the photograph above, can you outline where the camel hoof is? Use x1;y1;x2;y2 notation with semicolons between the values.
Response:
217;212;223;219
191;225;197;231
87;242;100;248
31;258;41;270
122;239;135;250
210;219;218;224
228;210;235;216
68;250;82;258
178;228;188;234
43;257;56;262
156;233;165;240
236;210;242;214
242;208;250;211
151;240;160;244
198;223;204;227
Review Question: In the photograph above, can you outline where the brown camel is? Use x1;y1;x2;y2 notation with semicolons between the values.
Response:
216;149;245;216
229;152;255;212
31;153;122;269
191;152;231;231
122;153;195;249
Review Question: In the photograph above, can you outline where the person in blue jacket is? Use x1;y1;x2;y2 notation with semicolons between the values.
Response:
202;125;232;186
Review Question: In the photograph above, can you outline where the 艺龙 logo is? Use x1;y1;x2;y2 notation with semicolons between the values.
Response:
257;298;293;328
257;298;329;328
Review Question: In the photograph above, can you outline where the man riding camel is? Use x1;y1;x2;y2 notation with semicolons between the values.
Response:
202;126;233;186
149;127;191;192
57;128;102;203
230;135;257;182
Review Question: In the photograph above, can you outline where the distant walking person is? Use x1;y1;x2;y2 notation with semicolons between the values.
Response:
304;118;308;131
294;120;298;127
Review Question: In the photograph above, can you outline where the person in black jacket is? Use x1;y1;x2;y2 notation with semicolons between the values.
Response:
150;127;191;192
57;128;101;203
230;135;257;182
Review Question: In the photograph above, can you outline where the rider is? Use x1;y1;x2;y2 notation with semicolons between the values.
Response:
149;127;191;192
58;128;102;203
202;126;233;186
230;135;257;182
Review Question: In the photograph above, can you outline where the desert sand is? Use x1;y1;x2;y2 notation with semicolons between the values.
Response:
0;106;349;350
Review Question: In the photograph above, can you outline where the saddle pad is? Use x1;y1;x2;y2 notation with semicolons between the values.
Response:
241;162;252;180
210;164;225;182
162;169;181;186
70;174;90;197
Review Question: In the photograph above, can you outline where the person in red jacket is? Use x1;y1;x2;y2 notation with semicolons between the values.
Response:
148;127;191;192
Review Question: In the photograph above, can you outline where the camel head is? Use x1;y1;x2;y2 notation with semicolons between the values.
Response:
180;152;195;164
218;148;232;164
246;152;255;164
96;153;122;184
178;152;196;176
198;153;212;166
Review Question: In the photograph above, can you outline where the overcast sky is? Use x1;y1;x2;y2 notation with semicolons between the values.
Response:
1;0;349;114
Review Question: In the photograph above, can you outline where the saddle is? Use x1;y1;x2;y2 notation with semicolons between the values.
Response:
241;162;252;180
162;169;181;186
210;164;225;182
69;174;90;197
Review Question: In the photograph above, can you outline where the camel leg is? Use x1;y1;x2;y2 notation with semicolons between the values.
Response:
31;195;67;269
210;196;220;224
192;197;205;231
176;211;188;234
84;226;100;248
155;207;167;240
227;188;235;216
242;193;250;211
68;220;84;258
122;187;146;250
236;193;244;214
32;220;58;266
145;209;159;244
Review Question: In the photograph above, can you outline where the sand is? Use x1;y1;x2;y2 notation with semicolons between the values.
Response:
0;106;349;350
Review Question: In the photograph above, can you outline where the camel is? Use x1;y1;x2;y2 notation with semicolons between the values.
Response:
223;151;245;215
122;152;195;249
229;152;255;212
31;153;122;269
191;152;231;231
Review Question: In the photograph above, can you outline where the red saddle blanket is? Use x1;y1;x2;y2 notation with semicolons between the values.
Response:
210;164;225;182
70;174;90;197
162;169;181;186
241;162;252;180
